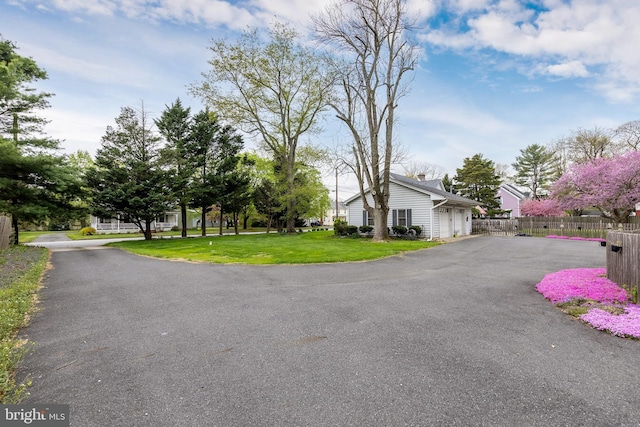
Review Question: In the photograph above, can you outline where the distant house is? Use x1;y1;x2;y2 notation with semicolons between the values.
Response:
325;200;348;226
344;173;477;239
90;210;200;233
497;184;528;218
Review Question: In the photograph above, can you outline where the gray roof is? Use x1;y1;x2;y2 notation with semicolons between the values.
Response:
500;183;528;200
389;173;478;206
345;173;477;206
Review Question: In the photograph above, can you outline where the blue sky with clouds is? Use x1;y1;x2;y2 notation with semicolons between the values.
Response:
2;0;639;196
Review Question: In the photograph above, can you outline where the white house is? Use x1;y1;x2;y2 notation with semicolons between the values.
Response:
344;173;477;239
90;211;180;234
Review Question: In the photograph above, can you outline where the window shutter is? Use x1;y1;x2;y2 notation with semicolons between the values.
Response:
392;209;398;226
362;210;367;226
407;209;412;227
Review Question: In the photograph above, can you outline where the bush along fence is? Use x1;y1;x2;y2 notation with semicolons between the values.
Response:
473;217;640;238
606;230;640;303
0;216;10;250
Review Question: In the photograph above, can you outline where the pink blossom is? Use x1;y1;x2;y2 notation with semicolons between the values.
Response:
550;151;640;223
535;268;629;304
521;199;566;217
580;306;640;338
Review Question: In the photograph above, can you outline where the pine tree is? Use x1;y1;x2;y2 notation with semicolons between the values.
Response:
454;154;502;210
512;144;556;199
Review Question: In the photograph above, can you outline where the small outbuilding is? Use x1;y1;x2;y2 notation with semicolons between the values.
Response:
344;173;477;239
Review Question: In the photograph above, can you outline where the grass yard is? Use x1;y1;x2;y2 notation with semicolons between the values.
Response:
110;230;440;264
0;245;48;403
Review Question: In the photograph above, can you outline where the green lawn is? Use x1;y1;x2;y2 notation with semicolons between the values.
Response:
110;230;439;264
0;245;48;403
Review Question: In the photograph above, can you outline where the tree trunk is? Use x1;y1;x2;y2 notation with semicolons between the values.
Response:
200;207;207;237
12;214;19;246
219;203;224;236
372;202;389;242
144;220;152;240
233;212;239;235
181;203;187;238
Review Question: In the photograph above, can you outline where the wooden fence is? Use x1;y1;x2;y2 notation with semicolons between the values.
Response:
0;216;11;250
473;217;640;237
606;230;640;299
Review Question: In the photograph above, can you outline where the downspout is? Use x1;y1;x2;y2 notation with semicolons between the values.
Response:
429;199;448;241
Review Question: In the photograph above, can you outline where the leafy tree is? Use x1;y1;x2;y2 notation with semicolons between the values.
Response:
550;151;640;223
0;37;78;243
192;23;335;233
155;99;192;237
512;144;557;199
253;178;283;232
87;105;171;240
441;173;454;193
188;110;244;236
219;155;253;235
454;154;502;210
520;199;565;217
313;0;419;241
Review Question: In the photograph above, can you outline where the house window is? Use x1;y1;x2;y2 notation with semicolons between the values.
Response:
362;211;375;226
392;209;412;227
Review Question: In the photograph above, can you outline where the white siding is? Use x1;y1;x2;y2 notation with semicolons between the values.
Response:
346;182;434;232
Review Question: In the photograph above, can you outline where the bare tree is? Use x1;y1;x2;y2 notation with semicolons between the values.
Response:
402;160;445;181
560;127;618;164
614;119;640;152
314;0;419;241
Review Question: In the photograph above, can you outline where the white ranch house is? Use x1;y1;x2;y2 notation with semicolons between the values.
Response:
90;211;180;234
344;173;477;239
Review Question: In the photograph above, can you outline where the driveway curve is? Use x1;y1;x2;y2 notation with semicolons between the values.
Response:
18;236;639;426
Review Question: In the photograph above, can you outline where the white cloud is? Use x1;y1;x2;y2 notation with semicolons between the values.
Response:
422;0;640;102
544;61;589;78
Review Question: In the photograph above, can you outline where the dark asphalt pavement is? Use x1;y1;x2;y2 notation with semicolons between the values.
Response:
18;236;640;426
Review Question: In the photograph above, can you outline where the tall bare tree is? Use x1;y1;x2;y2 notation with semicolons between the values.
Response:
191;23;335;233
614;119;640;152
560;127;618;164
402;160;445;181
314;0;419;241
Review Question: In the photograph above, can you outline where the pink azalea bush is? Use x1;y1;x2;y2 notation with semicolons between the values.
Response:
521;198;566;217
536;268;628;304
536;268;640;338
580;306;640;338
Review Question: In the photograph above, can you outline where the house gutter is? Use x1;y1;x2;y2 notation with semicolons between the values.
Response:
429;199;448;241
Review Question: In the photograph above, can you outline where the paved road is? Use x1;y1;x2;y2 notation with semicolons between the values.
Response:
18;237;640;426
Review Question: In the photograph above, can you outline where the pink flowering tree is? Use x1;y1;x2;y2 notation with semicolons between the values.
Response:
550;151;640;223
520;198;566;217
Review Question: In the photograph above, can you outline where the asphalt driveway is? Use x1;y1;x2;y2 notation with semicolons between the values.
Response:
18;236;640;426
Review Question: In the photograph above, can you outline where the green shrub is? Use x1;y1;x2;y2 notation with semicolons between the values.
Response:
409;225;422;236
392;225;408;235
359;225;374;234
333;219;348;236
170;225;180;232
79;227;96;236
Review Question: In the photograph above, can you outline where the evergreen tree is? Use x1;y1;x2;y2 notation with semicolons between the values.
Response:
0;37;79;243
155;99;192;237
87;105;171;240
188;110;244;236
512;144;557;199
454;154;502;211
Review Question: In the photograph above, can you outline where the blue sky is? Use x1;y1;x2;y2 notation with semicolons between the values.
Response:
2;0;639;196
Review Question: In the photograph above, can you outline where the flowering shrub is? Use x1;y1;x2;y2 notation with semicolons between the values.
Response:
580;306;640;338
521;199;566;217
536;268;640;338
